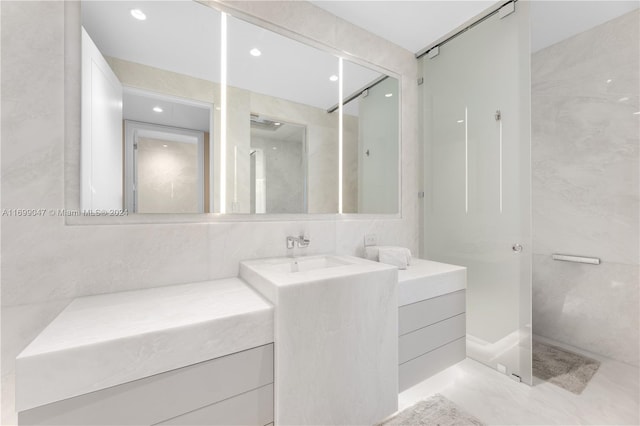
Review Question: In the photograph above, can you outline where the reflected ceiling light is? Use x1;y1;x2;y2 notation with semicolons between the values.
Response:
274;122;281;126
385;93;393;98
130;9;147;20
457;119;464;123
618;97;629;102
329;75;338;82
153;106;163;113
606;79;612;83
250;48;262;57
162;144;168;148
272;146;277;150
634;111;640;115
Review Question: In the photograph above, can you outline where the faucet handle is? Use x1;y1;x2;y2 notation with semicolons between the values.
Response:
298;233;310;248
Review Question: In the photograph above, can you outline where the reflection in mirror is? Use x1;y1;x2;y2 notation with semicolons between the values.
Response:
81;0;219;213
80;1;400;216
226;14;339;214
250;116;307;214
123;89;211;214
125;118;207;214
341;61;400;214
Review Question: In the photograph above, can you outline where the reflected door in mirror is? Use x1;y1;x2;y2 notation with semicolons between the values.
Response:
125;121;206;213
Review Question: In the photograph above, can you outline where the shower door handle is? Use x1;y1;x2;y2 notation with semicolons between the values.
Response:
512;243;523;253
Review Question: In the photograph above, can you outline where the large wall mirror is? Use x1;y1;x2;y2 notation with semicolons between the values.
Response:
79;0;400;216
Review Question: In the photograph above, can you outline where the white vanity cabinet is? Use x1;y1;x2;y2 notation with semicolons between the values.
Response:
16;278;275;426
19;344;274;426
397;260;467;392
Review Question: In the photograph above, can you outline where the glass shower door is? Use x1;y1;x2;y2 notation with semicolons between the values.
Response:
421;2;532;384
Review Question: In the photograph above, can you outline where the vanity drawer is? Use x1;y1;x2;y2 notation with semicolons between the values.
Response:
399;290;465;335
399;313;465;364
157;383;273;425
399;337;466;392
19;344;274;426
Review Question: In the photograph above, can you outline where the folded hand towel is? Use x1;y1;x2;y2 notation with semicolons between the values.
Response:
375;246;412;269
365;246;412;263
379;248;409;270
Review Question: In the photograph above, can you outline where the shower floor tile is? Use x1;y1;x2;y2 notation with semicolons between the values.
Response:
399;336;639;425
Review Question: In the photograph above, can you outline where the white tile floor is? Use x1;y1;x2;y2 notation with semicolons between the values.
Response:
398;336;640;425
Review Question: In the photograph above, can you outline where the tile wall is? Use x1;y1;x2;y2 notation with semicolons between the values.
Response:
532;9;639;366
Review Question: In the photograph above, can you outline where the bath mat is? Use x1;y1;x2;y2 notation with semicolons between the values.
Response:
378;394;485;426
533;340;600;394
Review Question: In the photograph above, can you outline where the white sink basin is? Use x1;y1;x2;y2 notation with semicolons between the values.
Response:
239;255;367;302
254;255;351;273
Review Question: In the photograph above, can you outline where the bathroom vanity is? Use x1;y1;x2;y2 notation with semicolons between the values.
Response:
16;257;465;425
397;259;467;391
16;279;275;425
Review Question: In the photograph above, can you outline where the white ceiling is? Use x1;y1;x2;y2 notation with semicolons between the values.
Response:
311;1;495;53
123;90;211;132
312;0;639;54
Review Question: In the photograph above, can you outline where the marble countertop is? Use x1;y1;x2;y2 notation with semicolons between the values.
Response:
16;278;274;412
398;259;466;306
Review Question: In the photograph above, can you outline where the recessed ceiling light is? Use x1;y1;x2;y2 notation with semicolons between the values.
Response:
162;144;168;148
619;97;629;102
272;146;277;150
250;48;262;57
634;111;640;115
385;93;393;98
130;9;146;21
274;122;281;126
329;75;338;82
606;79;613;84
457;119;464;123
153;106;163;113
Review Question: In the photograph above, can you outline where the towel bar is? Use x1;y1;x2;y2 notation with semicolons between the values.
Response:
551;254;600;265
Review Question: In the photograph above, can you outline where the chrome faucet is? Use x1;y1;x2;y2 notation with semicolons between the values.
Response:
286;234;310;249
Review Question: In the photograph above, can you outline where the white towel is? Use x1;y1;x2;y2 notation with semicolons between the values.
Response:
379;248;409;270
367;246;412;269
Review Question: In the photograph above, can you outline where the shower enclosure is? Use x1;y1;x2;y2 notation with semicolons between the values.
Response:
420;1;532;384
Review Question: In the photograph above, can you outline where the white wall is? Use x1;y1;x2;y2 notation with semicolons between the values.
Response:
532;10;639;366
0;1;418;424
136;137;201;214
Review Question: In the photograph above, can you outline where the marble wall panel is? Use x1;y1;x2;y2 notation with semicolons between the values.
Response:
532;10;639;366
